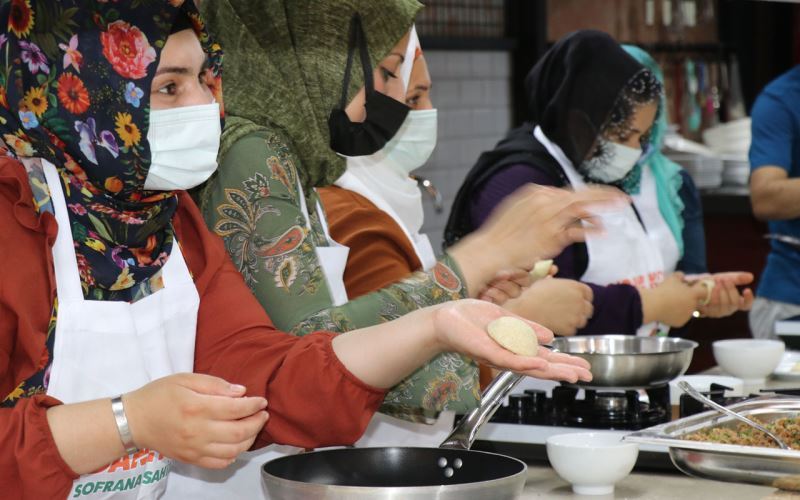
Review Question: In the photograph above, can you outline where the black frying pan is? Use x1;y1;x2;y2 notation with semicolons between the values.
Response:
261;372;529;499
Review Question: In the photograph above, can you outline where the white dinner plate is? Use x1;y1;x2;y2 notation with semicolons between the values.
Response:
773;351;800;380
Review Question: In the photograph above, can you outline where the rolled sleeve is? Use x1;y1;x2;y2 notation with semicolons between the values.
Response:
750;92;795;172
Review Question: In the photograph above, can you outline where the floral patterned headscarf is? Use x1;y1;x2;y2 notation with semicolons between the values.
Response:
0;0;223;302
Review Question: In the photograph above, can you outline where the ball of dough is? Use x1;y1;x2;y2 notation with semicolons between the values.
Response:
530;260;554;281
699;279;715;306
487;316;539;356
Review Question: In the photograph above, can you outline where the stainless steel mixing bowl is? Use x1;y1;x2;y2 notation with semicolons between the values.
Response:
551;335;698;388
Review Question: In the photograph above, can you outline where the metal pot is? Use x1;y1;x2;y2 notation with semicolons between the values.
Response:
262;372;528;499
551;335;698;388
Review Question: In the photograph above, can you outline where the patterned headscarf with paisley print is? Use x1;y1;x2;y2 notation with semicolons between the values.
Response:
0;0;223;302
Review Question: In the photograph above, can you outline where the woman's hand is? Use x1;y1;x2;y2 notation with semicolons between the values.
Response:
694;272;755;318
639;272;708;327
478;268;533;304
432;299;593;384
125;373;268;469
448;185;628;297
332;300;592;389
474;184;628;269
503;278;594;336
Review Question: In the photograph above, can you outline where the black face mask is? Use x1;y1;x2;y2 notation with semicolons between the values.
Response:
328;14;410;157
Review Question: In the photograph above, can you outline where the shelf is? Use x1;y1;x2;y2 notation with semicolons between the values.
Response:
419;36;517;51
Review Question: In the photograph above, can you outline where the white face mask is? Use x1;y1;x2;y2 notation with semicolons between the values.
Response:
582;140;642;183
143;102;221;191
378;108;437;176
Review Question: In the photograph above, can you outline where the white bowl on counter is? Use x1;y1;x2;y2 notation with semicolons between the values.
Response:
546;432;639;495
713;339;785;384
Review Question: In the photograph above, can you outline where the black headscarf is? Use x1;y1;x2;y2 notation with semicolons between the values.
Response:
444;30;649;247
526;29;645;167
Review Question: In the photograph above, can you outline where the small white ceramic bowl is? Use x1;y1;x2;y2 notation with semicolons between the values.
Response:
546;432;638;495
713;339;785;384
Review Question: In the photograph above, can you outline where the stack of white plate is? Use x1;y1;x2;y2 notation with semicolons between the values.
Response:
664;132;724;189
666;153;724;189
703;118;751;156
721;154;750;187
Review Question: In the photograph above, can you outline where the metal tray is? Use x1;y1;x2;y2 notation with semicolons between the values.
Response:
625;396;800;490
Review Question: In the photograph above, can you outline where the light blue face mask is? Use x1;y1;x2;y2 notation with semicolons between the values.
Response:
377;108;438;176
581;138;643;183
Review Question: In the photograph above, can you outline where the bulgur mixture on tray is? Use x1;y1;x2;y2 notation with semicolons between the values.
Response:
683;416;800;449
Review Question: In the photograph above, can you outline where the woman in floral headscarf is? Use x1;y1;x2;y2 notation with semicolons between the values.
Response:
0;1;593;498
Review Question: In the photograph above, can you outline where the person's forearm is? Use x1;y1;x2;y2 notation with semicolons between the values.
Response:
46;399;127;475
331;306;442;388
447;232;509;297
637;286;663;325
751;177;800;220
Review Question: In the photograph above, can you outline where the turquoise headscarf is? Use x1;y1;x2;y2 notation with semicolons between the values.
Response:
623;45;686;257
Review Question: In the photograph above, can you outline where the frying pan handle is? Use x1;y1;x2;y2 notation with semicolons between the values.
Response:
439;371;524;450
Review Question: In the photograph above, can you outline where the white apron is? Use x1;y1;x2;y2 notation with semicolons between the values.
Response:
534;127;679;336
302;181;350;306
334;170;437;271
41;160;199;500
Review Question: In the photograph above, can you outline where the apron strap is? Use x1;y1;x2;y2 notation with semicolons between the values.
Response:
41;160;85;303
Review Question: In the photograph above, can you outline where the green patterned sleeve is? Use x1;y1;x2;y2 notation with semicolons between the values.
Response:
201;129;479;420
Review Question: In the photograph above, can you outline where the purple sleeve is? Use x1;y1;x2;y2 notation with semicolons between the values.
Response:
470;163;644;335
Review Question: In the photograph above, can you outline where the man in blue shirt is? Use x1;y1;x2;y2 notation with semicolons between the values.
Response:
749;65;800;339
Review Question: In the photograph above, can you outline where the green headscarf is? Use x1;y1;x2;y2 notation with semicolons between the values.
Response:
202;0;421;192
623;45;686;257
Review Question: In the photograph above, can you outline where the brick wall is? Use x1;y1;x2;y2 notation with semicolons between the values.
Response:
415;49;513;253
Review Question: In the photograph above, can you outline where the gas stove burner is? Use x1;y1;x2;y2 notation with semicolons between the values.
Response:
590;391;633;412
490;383;672;430
560;386;668;430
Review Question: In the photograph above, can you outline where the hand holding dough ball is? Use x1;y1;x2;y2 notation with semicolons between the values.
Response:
487;316;540;356
530;260;554;281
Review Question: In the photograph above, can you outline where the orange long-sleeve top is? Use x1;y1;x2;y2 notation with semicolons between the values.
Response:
0;158;385;499
318;186;422;299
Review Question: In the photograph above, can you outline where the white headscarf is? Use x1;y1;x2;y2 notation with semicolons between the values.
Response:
334;25;436;269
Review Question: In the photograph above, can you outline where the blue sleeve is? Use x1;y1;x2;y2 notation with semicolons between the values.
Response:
749;91;795;172
676;169;708;274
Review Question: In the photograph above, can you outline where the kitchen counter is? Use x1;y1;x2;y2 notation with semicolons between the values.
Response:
515;369;800;499
520;463;784;499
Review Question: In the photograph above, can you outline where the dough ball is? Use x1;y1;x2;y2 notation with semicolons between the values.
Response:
700;278;715;306
530;260;554;281
487;316;539;356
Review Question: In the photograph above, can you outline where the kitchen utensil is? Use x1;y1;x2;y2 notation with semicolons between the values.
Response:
546;432;639;495
261;371;528;499
550;335;697;388
713;339;785;384
686;60;701;132
677;381;789;449
626;396;800;489
669;375;744;405
765;234;800;250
